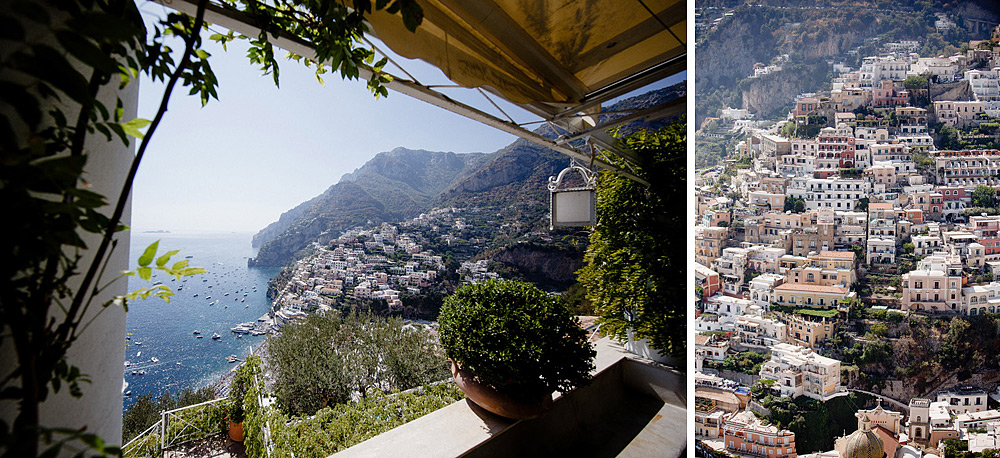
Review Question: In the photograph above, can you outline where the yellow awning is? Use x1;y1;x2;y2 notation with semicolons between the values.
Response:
367;0;685;111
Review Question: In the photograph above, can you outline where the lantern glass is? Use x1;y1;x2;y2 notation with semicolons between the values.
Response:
552;189;596;226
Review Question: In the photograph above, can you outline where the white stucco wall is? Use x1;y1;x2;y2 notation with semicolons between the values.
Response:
0;6;135;453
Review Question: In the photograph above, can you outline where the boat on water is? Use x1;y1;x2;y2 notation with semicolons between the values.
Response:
125;390;132;396
131;370;146;375
124;361;131;367
150;357;159;363
134;341;142;345
193;293;198;297
226;355;239;363
211;333;221;340
196;335;203;339
193;330;200;335
136;351;141;357
231;322;255;334
185;255;193;258
176;362;182;365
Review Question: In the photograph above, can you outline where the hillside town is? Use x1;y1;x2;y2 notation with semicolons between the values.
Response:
696;23;1000;458
263;207;512;332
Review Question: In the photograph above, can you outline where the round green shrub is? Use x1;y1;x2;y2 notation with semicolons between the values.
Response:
438;279;595;400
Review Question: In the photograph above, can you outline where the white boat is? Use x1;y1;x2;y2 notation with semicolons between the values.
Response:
211;333;221;340
193;330;200;335
136;351;141;357
124;361;131;367
150;357;159;363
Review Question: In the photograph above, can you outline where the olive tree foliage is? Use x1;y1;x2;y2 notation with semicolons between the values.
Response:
267;312;447;416
577;121;686;361
0;0;421;455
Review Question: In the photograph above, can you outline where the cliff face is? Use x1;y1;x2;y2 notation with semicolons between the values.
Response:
695;8;781;92
931;80;973;102
740;66;828;119
481;243;585;289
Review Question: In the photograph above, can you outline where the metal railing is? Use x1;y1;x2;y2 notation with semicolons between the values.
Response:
122;397;233;458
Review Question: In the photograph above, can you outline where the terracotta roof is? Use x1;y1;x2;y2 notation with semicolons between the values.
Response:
874;425;898;458
774;283;848;294
695;334;710;346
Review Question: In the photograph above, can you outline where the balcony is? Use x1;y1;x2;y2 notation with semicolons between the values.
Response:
333;338;685;458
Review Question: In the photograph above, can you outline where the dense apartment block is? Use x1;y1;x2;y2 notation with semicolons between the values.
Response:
722;411;797;458
932;150;1000;187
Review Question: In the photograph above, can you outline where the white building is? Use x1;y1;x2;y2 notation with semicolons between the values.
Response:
937;386;989;415
964;281;1000;316
759;343;844;401
804;177;869;211
967;68;1000;102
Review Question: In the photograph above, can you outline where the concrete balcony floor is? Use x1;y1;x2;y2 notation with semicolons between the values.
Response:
333;337;686;458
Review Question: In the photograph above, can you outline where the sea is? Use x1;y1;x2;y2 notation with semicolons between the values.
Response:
122;231;280;412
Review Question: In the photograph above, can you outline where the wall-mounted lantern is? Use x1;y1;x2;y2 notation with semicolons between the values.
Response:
548;163;597;230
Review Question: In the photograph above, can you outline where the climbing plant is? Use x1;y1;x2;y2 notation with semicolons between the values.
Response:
577;121;687;362
0;0;422;456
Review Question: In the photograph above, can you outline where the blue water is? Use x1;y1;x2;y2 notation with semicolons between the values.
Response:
123;232;280;411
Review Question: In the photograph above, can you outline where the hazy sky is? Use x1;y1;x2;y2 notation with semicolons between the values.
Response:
131;2;684;233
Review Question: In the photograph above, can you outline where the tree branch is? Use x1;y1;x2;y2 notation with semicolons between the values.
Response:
60;0;210;344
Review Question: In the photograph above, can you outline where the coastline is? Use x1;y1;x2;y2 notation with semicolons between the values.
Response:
212;337;270;397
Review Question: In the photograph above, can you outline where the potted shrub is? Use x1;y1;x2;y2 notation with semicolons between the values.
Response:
438;279;595;420
227;363;251;442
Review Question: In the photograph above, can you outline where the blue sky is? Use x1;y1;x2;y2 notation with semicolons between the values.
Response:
131;2;684;233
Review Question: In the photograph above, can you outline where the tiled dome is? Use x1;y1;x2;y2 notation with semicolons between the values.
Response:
843;415;885;458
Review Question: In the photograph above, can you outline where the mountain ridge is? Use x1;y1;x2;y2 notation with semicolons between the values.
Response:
250;84;685;268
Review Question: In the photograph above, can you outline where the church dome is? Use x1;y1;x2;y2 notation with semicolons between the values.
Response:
842;415;885;458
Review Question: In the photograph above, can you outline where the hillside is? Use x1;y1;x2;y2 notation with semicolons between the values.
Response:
250;84;685;268
694;0;997;127
249;148;487;266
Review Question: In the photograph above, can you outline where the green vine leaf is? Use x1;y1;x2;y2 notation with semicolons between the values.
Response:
156;249;179;267
137;240;159;267
119;117;151;139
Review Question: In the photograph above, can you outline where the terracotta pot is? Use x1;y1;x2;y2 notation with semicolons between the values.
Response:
228;420;244;442
450;360;553;420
